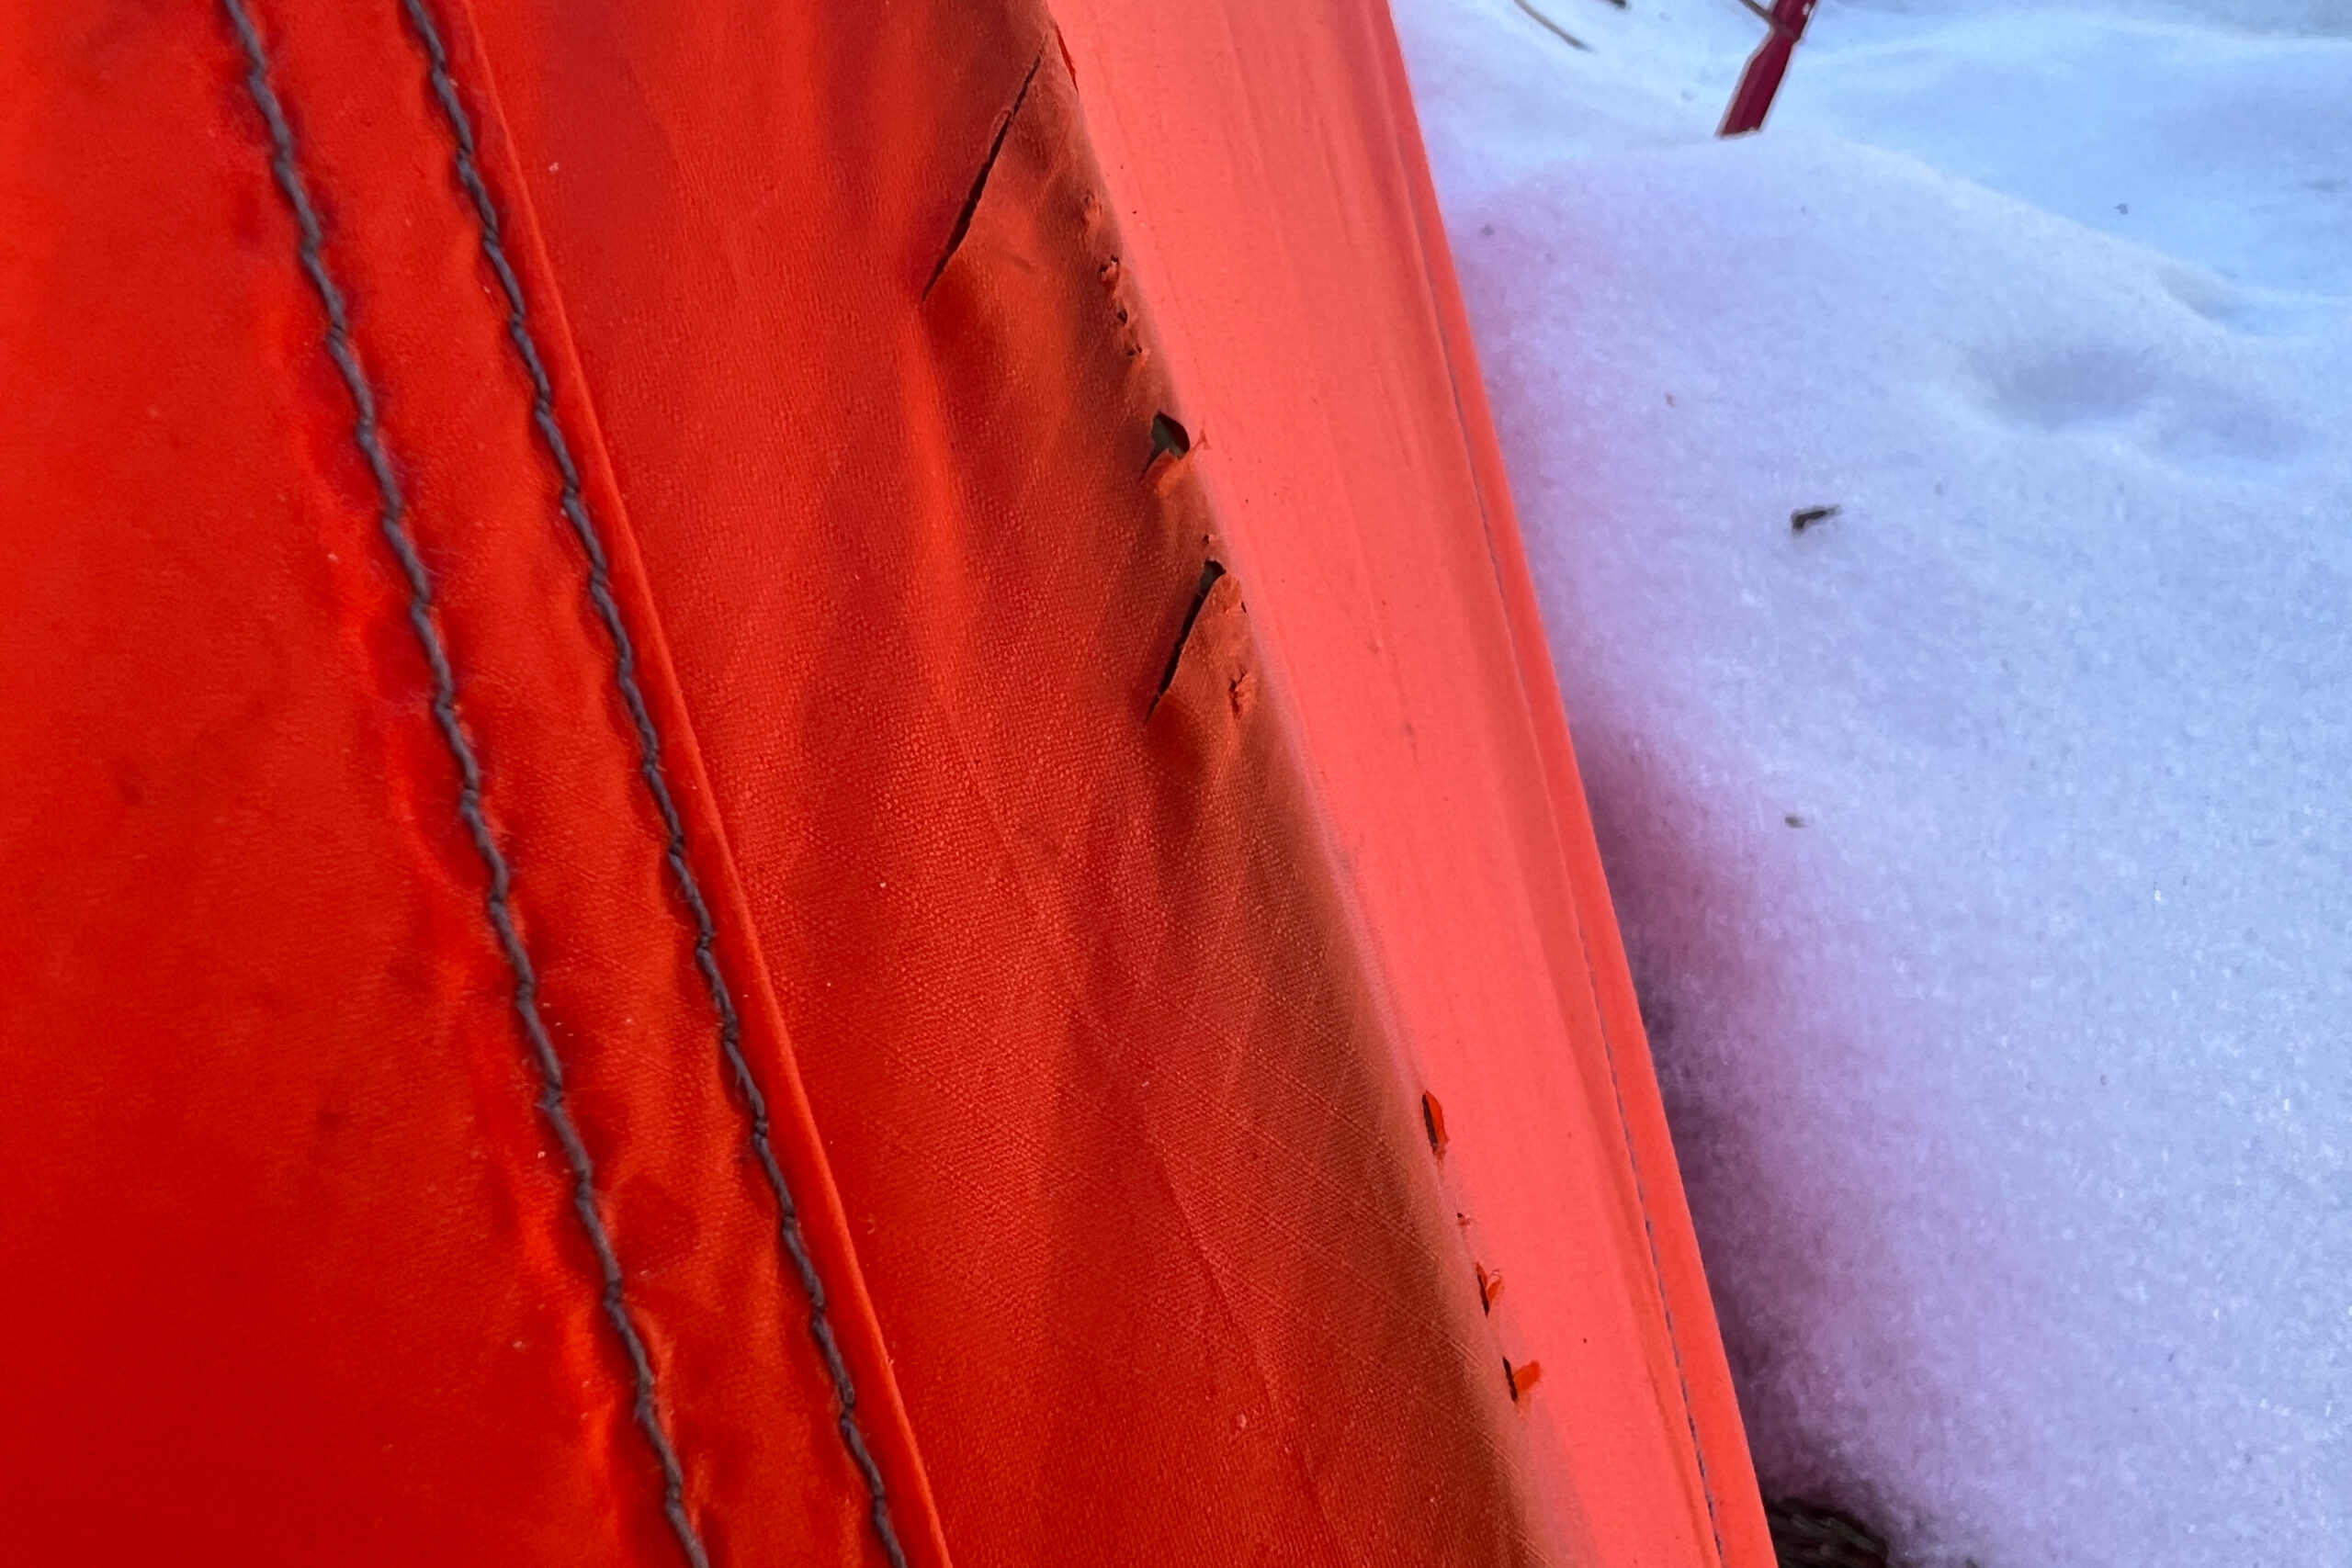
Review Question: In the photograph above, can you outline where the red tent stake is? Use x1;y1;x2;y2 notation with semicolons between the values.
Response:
1721;0;1819;136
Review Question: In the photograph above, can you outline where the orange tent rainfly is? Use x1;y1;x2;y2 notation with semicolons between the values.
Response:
0;1;1770;1563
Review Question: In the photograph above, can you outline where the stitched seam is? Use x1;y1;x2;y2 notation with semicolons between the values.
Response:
1447;354;1736;1557
1574;920;1730;1568
389;6;909;1563
1451;362;1737;1562
1374;54;1734;1561
220;6;711;1564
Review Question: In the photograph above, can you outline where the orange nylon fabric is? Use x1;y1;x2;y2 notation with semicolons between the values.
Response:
1;0;1766;1563
4;3;935;1562
1046;7;1770;1566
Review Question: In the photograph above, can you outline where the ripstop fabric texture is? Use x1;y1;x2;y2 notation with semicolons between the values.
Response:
0;1;1768;1564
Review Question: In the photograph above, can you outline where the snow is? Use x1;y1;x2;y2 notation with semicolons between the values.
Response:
1388;3;2352;1565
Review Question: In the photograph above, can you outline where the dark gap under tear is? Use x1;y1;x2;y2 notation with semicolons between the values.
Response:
1147;412;1191;471
922;50;1044;299
1151;559;1227;711
1421;1090;1448;1156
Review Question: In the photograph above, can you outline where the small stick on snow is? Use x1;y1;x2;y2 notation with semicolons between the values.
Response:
1512;0;1591;51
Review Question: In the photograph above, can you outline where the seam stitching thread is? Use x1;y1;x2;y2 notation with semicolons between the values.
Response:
390;6;909;1563
1576;923;1731;1568
219;6;713;1564
1382;53;1735;1554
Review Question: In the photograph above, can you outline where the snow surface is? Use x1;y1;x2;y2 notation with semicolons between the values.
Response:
1389;3;2352;1564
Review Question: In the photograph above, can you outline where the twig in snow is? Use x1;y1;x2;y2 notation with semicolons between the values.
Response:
1512;0;1591;51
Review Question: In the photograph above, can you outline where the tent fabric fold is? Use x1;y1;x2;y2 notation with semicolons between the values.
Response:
0;1;1768;1564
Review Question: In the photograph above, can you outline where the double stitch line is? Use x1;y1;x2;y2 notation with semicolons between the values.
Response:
220;4;711;1563
391;4;910;1563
